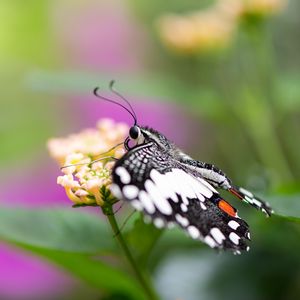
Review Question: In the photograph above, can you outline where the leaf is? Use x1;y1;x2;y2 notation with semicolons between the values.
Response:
13;244;146;300
124;214;162;266
0;206;147;299
0;206;115;253
123;213;205;271
276;73;300;112
268;194;300;222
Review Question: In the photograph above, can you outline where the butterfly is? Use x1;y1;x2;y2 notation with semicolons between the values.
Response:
95;82;273;254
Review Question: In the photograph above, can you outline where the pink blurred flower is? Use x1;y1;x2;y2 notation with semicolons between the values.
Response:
51;0;148;72
0;244;73;300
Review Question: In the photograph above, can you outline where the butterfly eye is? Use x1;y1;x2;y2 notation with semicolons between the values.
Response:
129;126;141;140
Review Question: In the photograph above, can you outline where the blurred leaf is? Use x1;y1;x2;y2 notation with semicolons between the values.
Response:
122;213;204;270
148;227;205;272
0;206;116;253
268;194;300;222
0;206;147;299
276;73;300;112
125;215;161;266
273;182;300;195
16;244;146;300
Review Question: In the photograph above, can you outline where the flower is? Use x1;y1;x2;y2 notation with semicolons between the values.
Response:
157;4;238;54
156;0;288;55
241;0;288;17
48;118;128;206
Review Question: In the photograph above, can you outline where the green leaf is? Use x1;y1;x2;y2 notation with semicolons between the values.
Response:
0;206;115;253
0;206;147;299
268;194;300;221
276;73;300;112
125;215;162;266
123;213;205;271
13;244;146;300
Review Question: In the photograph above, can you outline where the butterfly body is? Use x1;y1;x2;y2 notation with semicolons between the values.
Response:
111;125;272;254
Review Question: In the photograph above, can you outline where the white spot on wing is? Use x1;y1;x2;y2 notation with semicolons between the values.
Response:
187;225;200;239
163;168;213;207
200;202;207;210
150;169;177;202
204;236;217;248
210;228;226;244
197;177;218;194
252;199;262;207
154;218;164;228
228;220;240;230
180;203;188;212
115;167;131;184
123;185;139;199
145;179;172;215
239;187;253;198
110;184;122;199
244;195;254;204
175;214;189;227
131;200;143;211
138;190;155;214
229;232;240;245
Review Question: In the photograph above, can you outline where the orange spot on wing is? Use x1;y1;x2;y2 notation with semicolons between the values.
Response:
218;199;236;217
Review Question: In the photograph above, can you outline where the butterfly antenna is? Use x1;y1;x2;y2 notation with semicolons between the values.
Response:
109;80;137;125
60;156;116;171
93;85;137;125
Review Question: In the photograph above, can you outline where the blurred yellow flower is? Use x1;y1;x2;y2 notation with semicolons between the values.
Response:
157;8;237;54
157;0;287;55
48;118;128;206
241;0;288;16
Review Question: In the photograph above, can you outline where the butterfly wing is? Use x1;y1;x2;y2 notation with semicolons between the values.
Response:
228;186;273;217
111;142;250;253
177;157;273;217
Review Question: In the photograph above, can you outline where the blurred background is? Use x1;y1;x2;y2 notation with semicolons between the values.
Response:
1;0;300;299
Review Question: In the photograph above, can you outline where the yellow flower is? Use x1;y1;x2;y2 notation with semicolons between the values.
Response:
156;0;287;55
48;118;129;206
157;5;237;54
241;0;288;16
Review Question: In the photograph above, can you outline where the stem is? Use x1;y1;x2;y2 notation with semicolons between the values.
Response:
103;206;159;300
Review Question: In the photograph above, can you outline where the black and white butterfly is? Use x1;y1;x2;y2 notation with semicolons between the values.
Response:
94;82;273;254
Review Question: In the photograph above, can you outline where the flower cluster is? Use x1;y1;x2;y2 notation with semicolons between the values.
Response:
48;119;128;206
242;0;288;17
157;8;237;54
157;0;288;54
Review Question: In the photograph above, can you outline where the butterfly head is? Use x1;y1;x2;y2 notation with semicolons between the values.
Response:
127;125;172;152
128;125;146;147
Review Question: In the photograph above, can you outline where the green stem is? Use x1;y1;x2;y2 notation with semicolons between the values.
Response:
103;206;159;300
